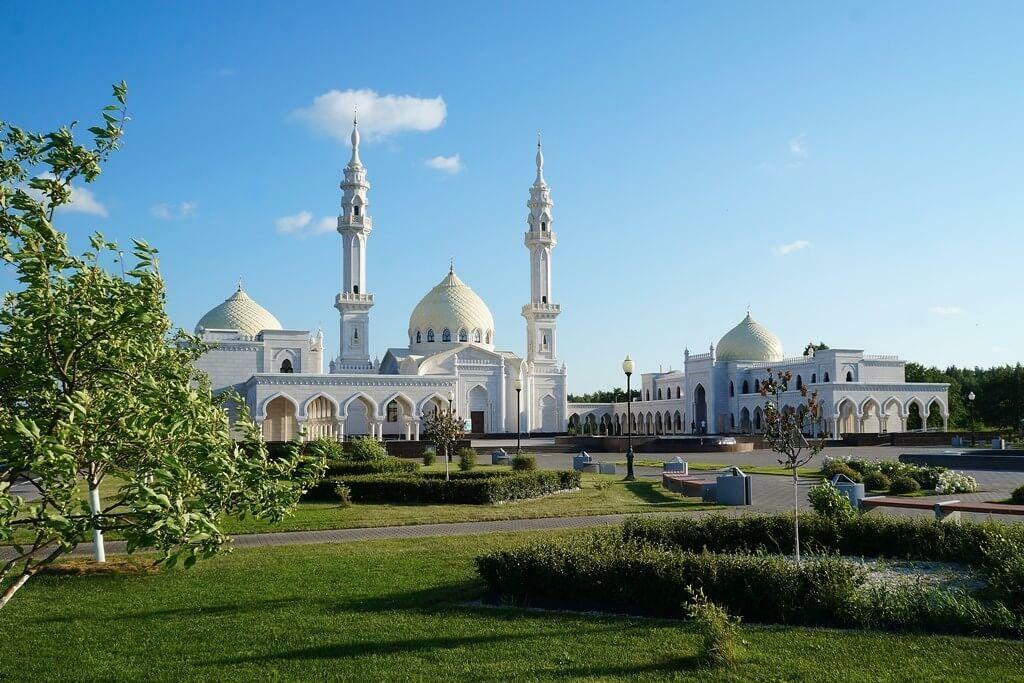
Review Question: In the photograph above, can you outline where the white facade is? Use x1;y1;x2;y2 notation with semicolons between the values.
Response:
568;313;949;438
194;123;568;440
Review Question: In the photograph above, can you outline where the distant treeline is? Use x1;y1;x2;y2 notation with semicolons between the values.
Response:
569;363;1024;431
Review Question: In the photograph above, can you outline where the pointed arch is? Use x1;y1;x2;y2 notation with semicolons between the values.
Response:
859;396;882;434
380;391;416;418
300;392;340;419
262;394;299;442
341;392;379;418
259;391;300;420
417;392;450;416
836;397;858;434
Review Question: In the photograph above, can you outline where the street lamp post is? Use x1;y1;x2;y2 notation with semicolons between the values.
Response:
623;355;635;481
446;389;455;481
968;391;976;447
514;376;523;456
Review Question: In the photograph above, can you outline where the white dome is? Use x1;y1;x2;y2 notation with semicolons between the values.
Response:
195;285;282;336
716;313;784;362
408;269;495;350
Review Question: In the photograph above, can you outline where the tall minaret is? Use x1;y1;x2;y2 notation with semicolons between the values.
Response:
333;115;374;369
522;136;560;365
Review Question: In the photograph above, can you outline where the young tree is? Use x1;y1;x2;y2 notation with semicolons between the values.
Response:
759;370;826;564
0;84;324;609
422;410;464;481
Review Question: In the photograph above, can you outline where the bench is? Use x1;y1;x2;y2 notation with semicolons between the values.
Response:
860;496;1024;523
662;472;716;500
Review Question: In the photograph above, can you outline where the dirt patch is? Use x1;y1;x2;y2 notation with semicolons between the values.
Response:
38;557;159;577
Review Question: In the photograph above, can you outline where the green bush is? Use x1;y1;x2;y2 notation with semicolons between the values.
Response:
476;533;865;626
347;436;388;463
324;456;419;476
1012;483;1024;505
981;535;1024;609
821;461;861;483
621;512;1024;564
889;476;920;494
863;471;891;491
457;447;476;471
511;453;537;471
687;591;739;669
422;446;437;466
306;437;345;460
302;479;353;504
306;469;581;505
808;482;855;521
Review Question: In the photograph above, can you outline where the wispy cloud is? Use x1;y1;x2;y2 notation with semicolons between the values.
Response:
772;239;811;256
425;154;462;174
292;88;446;144
789;133;808;159
928;306;963;316
151;201;197;220
275;211;336;238
23;175;108;216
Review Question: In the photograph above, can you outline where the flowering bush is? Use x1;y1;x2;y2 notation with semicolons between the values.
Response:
935;470;978;495
808;482;856;520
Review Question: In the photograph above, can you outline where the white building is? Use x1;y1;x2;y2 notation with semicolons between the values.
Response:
194;123;568;441
568;313;949;438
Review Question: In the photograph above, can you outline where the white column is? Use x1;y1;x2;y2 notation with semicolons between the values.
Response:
336;419;345;442
832;416;840;438
414;420;421;441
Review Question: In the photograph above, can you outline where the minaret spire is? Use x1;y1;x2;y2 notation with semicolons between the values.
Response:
333;111;375;372
522;136;560;367
535;133;545;184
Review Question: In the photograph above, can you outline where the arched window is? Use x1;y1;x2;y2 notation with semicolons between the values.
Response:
645;390;650;401
486;331;492;344
353;205;360;216
676;386;681;398
541;295;547;303
846;371;853;382
657;388;662;400
458;328;468;342
824;372;830;383
796;375;803;390
426;329;435;343
442;328;451;342
280;358;293;373
729;381;735;397
416;330;422;344
386;401;399;422
473;329;481;342
353;284;359;294
753;380;760;393
742;380;749;394
541;221;547;231
811;373;816;384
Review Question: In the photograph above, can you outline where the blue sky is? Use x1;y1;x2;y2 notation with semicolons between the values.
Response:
3;2;1022;392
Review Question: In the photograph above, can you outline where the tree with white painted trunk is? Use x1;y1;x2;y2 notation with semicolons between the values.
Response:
0;84;324;609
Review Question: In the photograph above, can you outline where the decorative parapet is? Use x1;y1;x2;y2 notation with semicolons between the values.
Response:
687;352;713;362
335;292;374;304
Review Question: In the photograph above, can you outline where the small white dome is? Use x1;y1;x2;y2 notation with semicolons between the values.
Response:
408;269;495;350
716;313;784;362
195;285;282;336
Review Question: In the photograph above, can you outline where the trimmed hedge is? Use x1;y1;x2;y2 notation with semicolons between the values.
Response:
324;457;420;476
305;469;580;505
621;512;1024;565
476;531;1023;636
1012;483;1024;505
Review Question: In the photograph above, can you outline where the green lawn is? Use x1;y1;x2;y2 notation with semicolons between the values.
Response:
616;459;823;477
223;474;711;534
1;531;1022;681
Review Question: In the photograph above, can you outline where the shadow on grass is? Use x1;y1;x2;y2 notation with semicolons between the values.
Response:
558;654;707;678
619;480;705;507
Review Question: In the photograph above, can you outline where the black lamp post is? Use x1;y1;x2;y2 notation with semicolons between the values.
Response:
514;375;523;455
968;391;976;447
446;389;455;480
623;355;635;481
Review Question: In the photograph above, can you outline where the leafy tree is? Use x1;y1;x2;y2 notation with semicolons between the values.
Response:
567;388;640;403
759;370;826;564
0;84;324;609
422;409;464;481
803;341;829;356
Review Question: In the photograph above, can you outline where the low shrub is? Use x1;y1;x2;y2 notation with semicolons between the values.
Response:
324;457;419;476
687;590;739;669
348;436;388;463
808;482;855;521
981;535;1024;609
1012;483;1024;505
935;470;978;494
422;446;437;466
457;447;477;471
308;469;581;505
476;533;866;626
302;479;355;504
306;437;345;460
889;476;920;495
821;461;861;483
862;471;891;492
511;454;537;471
621;512;1024;564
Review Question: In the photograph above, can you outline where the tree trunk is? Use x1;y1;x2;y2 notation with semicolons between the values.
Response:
793;469;801;564
88;482;106;563
0;570;33;610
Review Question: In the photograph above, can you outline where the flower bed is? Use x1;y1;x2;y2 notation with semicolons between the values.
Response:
823;456;977;494
304;469;580;505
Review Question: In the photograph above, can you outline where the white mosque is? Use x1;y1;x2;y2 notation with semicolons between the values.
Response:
194;121;568;441
567;313;951;438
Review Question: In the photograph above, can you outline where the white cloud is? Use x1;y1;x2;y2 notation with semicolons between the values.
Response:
789;133;807;158
22;174;108;216
151;201;197;220
292;88;446;143
275;211;336;238
928;306;963;316
425;154;463;174
772;239;811;255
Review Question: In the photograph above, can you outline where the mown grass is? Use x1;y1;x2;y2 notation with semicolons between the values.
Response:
223;474;710;534
1;531;1022;681
616;459;822;477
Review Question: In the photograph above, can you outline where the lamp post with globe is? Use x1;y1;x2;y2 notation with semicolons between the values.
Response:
514;375;523;456
623;355;635;481
968;391;976;446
